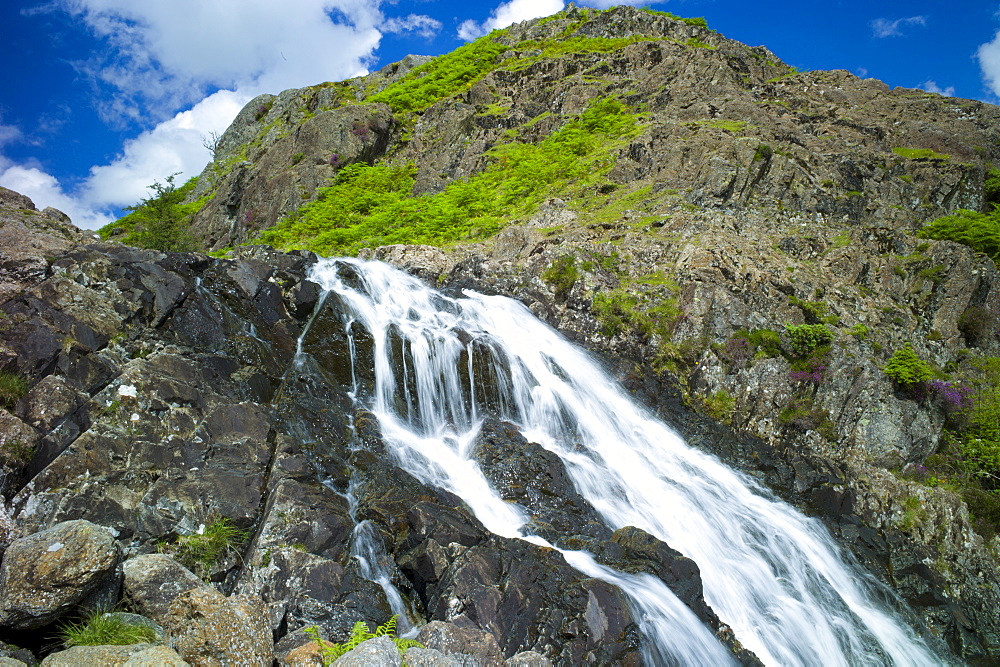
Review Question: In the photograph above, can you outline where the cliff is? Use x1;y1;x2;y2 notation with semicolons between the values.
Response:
2;4;1000;663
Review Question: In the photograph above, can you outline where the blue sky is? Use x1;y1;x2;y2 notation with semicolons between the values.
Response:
2;0;999;229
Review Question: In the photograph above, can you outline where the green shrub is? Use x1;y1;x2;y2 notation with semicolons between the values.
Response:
702;390;735;423
305;616;422;665
784;324;834;356
257;97;640;255
99;175;205;252
882;345;933;386
542;255;580;300
166;518;248;578
918;209;1000;262
0;370;27;410
367;36;509;113
58;610;158;647
893;147;950;161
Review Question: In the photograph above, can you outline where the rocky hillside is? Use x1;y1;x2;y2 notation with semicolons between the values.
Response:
1;3;999;664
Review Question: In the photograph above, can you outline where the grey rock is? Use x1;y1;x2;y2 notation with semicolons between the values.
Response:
416;622;502;667
504;652;552;666
332;636;401;666
403;647;474;666
121;554;206;624
40;644;188;666
0;519;119;629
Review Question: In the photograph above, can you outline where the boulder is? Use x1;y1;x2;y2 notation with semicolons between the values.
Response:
121;555;206;624
331;636;400;666
416;622;502;666
39;644;188;666
0;520;119;629
164;587;273;666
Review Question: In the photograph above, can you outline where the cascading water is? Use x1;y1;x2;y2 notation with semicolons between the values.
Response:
306;256;942;666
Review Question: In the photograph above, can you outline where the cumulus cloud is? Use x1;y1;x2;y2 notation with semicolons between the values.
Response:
458;0;563;41
0;161;114;229
870;16;926;38
382;14;442;39
4;0;402;229
0;90;247;229
919;80;955;97
83;90;249;208
58;0;384;125
979;29;1000;98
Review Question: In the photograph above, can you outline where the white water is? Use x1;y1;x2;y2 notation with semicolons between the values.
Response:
307;257;942;666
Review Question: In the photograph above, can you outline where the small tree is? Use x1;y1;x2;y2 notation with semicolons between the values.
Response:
883;344;933;387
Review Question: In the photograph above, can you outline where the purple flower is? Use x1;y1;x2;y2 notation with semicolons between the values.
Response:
329;154;341;167
789;357;827;385
925;379;972;413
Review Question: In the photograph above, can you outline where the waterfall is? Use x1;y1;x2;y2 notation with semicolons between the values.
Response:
308;257;941;666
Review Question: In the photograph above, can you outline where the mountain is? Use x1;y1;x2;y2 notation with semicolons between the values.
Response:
2;4;1000;663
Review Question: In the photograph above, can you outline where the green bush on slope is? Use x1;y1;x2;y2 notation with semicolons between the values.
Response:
99;175;206;252
917;167;1000;261
256;97;641;256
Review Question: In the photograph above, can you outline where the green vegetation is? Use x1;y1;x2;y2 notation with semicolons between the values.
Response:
892;147;950;161
882;344;933;387
784;324;834;356
918;209;1000;262
163;518;248;579
304;616;422;664
778;395;836;440
506;36;660;69
592;283;680;340
0;370;27;410
702;390;735;423
916;167;1000;262
542;255;581;300
640;9;710;28
99;175;206;252
257;97;641;255
58;610;158;648
367;36;509;113
686;119;749;133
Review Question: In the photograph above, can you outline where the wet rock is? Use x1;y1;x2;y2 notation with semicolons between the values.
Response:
416;622;502;666
331;635;400;666
0;519;119;629
471;418;611;544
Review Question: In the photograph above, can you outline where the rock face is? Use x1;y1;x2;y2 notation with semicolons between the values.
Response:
3;5;1000;664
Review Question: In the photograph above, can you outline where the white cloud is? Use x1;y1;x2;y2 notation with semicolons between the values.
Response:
978;29;1000;98
870;16;926;38
458;0;563;41
382;14;442;39
919;80;955;97
0;124;22;148
0;162;113;229
58;0;385;124
3;0;398;230
0;90;247;229
83;90;249;209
